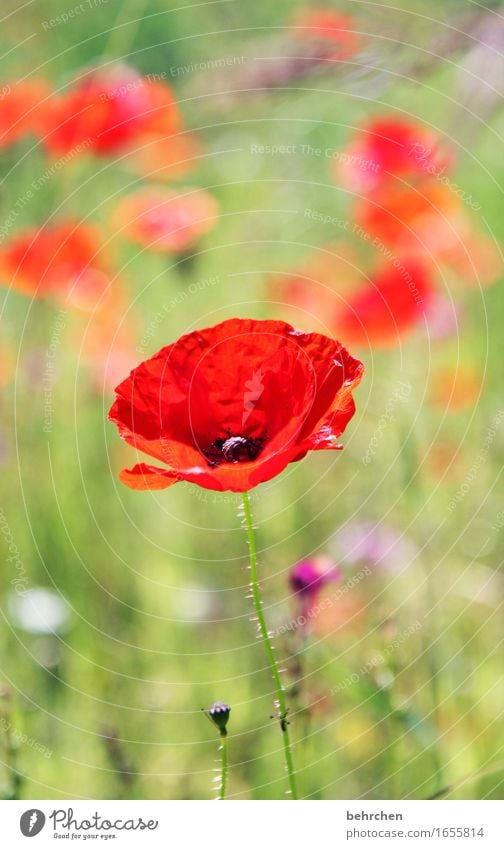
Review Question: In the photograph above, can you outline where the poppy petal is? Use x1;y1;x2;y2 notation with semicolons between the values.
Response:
119;463;179;490
109;318;364;492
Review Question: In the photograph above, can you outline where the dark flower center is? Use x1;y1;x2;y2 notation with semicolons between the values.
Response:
203;434;265;467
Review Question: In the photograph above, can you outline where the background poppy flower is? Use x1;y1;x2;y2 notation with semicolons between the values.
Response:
445;232;501;289
0;220;113;305
291;9;361;59
109;318;364;492
0;80;50;148
357;182;501;288
356;181;460;249
114;187;219;254
41;65;181;156
71;288;140;392
121;132;202;181
423;439;465;484
335;117;454;193
428;365;483;411
310;590;367;638
269;243;362;325
331;259;434;349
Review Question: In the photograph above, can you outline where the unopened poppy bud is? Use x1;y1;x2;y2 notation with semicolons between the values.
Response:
207;701;231;736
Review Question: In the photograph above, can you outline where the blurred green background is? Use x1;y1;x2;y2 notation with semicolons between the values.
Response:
0;0;502;800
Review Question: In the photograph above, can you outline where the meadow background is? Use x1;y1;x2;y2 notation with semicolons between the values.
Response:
0;0;503;800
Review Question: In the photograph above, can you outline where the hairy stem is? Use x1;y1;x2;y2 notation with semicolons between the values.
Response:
241;491;298;799
219;735;228;800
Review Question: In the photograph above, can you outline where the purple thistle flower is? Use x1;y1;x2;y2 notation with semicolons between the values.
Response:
330;522;418;574
289;556;342;619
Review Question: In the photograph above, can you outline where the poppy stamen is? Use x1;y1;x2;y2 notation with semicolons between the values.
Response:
203;434;265;467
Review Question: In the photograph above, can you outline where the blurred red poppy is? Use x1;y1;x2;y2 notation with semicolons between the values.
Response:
428;365;483;411
356;181;459;249
446;232;501;289
114;187;219;253
75;290;140;392
41;65;181;156
0;220;113;306
331;260;434;349
335;117;454;193
291;9;361;59
357;182;501;288
121;132;202;181
423;439;465;484
0;80;50;148
109;318;364;492
311;590;367;637
270;243;362;325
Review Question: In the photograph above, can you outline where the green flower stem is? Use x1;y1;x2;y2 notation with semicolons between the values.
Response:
422;589;445;795
398;409;445;794
219;734;228;800
0;692;22;800
241;491;298;799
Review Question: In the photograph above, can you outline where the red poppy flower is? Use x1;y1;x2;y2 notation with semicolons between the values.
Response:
335;117;454;193
0;80;50;148
114;187;219;254
121;132;202;181
428;365;483;412
65;282;140;391
356;181;459;249
269;243;362;327
424;440;464;484
0;220;112;306
356;182;501;288
331;260;434;349
109;318;364;492
291;9;361;59
41;65;181;156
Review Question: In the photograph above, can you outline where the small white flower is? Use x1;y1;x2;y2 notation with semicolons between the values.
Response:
8;588;72;635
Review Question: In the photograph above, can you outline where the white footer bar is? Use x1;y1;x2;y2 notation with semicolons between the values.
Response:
2;799;502;848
